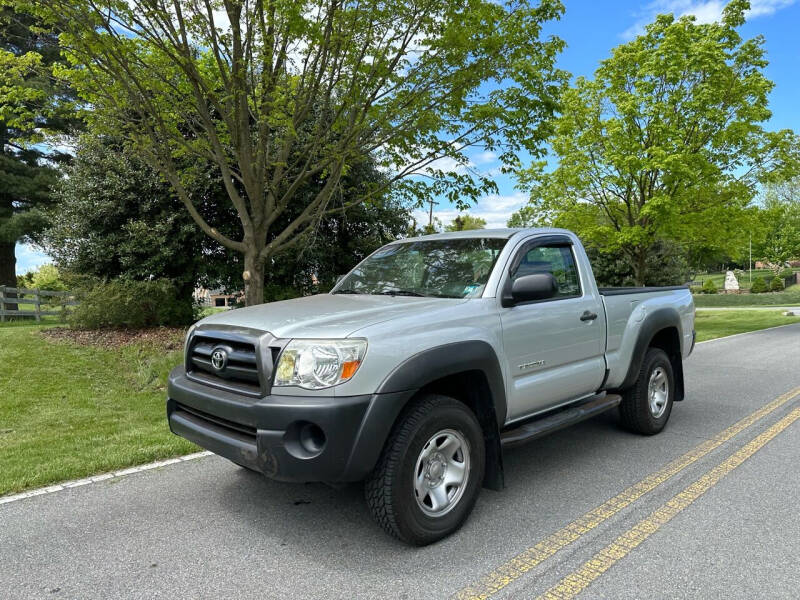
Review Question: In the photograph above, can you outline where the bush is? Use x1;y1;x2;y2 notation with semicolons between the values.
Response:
70;279;196;329
700;279;718;294
778;268;794;280
750;276;768;294
770;276;785;292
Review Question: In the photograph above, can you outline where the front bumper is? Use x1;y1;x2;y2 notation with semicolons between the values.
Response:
166;366;409;483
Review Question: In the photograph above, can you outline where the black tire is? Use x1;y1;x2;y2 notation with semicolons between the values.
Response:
619;348;675;435
365;394;485;546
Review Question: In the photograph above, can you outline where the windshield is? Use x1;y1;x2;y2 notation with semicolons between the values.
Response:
333;238;508;299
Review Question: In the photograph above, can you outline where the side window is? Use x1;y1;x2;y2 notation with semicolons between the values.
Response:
510;245;581;298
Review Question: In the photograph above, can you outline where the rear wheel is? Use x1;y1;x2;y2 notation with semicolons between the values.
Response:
619;348;675;435
365;394;485;546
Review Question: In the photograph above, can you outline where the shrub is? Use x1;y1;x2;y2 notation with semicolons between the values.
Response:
778;268;794;280
70;279;196;329
770;276;785;292
750;276;768;294
700;279;717;294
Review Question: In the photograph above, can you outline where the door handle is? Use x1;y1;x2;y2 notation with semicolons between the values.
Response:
580;311;598;322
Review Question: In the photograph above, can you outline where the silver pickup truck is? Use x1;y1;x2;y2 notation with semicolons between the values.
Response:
167;228;695;545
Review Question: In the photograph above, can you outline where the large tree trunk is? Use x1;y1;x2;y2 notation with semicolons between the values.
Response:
242;249;265;306
632;247;647;287
0;241;18;311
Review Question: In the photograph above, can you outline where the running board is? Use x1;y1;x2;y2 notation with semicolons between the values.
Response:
500;393;622;448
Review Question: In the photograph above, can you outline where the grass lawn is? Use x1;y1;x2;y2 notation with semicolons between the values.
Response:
0;323;196;496
694;309;800;342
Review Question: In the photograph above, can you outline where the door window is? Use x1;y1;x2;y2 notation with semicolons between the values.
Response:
510;245;581;298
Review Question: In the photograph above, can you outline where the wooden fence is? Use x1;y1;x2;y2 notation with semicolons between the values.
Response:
0;286;78;322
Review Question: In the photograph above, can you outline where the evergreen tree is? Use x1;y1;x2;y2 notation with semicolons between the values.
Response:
0;7;78;308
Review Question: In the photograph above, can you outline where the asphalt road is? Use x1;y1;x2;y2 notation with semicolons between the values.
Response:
2;324;800;600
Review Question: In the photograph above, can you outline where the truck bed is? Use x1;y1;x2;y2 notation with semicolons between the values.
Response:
599;285;695;391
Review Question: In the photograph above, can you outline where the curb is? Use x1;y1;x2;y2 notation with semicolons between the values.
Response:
0;451;212;506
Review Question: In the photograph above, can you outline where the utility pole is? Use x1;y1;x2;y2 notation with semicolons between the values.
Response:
426;198;439;233
749;232;752;284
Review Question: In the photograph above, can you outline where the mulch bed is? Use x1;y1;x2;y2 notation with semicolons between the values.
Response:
40;327;186;351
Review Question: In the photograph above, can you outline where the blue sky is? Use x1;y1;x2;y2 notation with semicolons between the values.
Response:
16;0;800;274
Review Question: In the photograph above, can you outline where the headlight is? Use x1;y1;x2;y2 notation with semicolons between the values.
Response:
274;339;367;390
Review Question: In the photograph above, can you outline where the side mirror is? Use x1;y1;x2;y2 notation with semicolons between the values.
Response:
510;273;558;304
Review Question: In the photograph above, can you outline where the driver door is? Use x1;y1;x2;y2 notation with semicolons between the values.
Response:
499;237;606;421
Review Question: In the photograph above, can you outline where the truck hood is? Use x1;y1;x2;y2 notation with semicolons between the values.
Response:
197;293;468;338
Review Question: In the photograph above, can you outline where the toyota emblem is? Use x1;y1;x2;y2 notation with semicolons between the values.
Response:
210;347;228;371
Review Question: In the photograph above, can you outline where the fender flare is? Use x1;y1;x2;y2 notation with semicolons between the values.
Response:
375;340;507;427
375;340;507;490
614;307;684;396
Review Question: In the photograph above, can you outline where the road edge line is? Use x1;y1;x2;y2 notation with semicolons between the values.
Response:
0;451;213;506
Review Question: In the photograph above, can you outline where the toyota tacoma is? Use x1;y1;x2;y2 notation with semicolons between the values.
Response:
167;228;695;545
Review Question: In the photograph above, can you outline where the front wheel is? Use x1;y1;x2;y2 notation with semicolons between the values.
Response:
365;394;485;546
619;347;675;435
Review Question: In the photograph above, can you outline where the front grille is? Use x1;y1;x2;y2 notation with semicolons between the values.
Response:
187;334;262;396
176;402;256;439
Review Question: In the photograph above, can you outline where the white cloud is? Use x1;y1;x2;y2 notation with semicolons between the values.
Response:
622;0;796;38
472;150;498;165
414;191;529;230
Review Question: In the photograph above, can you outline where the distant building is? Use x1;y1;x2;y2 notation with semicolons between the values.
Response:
193;288;242;308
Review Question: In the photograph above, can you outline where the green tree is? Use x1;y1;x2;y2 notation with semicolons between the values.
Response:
754;179;800;274
41;135;236;303
44;134;410;301
0;7;78;308
22;0;567;305
507;205;539;228
585;240;691;287
445;214;487;232
265;192;412;300
513;0;799;285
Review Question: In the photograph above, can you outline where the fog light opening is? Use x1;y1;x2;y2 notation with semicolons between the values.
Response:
299;423;326;454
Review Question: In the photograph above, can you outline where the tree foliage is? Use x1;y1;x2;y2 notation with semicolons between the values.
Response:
16;263;65;290
0;6;78;301
42;135;236;300
445;214;487;232
20;0;567;304
513;0;799;285
264;192;411;300
754;178;800;274
44;133;411;300
585;240;691;287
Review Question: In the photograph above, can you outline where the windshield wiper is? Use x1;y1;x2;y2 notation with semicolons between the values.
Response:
378;289;425;297
332;289;363;294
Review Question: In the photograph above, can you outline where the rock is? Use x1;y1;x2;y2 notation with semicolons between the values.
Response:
724;270;739;291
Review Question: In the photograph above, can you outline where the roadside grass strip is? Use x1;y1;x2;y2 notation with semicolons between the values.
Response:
537;404;800;600
454;385;800;600
0;451;211;506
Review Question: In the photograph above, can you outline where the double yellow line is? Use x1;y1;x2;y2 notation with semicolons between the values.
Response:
455;385;800;600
